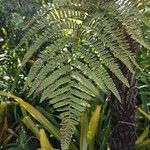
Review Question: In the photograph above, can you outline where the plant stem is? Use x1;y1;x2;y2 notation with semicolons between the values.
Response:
136;139;150;150
0;91;78;150
137;107;150;121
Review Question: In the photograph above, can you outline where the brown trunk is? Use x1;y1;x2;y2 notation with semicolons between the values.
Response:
110;36;139;150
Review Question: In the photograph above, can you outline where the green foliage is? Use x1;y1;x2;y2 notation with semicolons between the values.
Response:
15;0;150;149
0;0;149;150
137;1;150;122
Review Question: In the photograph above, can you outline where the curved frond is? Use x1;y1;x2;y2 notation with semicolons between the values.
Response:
19;0;149;149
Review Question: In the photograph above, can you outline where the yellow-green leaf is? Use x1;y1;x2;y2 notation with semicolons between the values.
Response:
39;129;54;150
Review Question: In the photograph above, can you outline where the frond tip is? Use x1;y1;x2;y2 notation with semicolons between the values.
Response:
60;122;74;150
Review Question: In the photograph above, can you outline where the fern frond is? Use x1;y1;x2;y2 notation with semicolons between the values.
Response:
19;0;149;149
33;65;70;96
71;81;95;97
72;71;100;96
105;0;150;49
21;26;63;67
77;48;121;101
80;16;136;73
18;3;86;49
72;60;107;93
23;59;43;90
24;37;72;93
60;122;74;150
40;76;70;102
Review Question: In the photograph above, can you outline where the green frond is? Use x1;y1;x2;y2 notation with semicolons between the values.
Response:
105;0;150;49
80;16;136;74
71;88;93;100
40;76;70;102
23;59;43;90
78;48;121;101
72;71;100;96
19;0;149;149
33;65;70;96
21;27;63;67
60;122;74;150
71;81;95;97
99;66;121;101
72;60;107;93
49;94;69;105
18;3;86;49
24;37;72;93
47;85;71;100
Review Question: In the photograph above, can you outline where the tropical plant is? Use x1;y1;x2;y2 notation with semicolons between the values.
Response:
7;0;148;149
135;4;150;149
0;0;150;150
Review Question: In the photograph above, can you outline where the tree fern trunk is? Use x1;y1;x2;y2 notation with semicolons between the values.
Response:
110;36;139;150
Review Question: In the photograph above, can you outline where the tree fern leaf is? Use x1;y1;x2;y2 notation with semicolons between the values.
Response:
108;0;150;49
53;100;69;109
79;49;121;101
30;54;69;95
59;111;71;119
27;50;71;97
92;46;130;87
47;85;70;99
69;107;83;116
30;65;70;96
60;122;74;150
23;59;43;90
20;20;79;67
71;89;93;100
84;7;140;69
70;103;86;113
81;17;135;76
49;94;68;105
72;71;100;96
99;66;121;102
21;28;63;67
69;113;81;122
56;102;86;114
40;76;70;102
72;60;106;92
71;82;95;97
18;8;85;48
36;65;70;91
19;1;148;149
70;96;90;109
23;50;56;90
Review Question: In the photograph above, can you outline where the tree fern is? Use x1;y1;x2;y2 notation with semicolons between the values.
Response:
18;0;150;149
